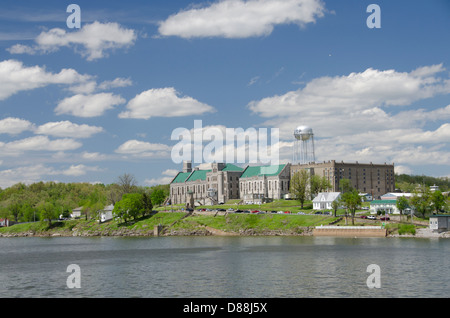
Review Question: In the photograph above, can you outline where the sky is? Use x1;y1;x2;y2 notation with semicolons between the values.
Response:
0;0;449;189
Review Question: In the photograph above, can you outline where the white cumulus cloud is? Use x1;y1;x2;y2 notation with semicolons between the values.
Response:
55;93;126;117
0;59;92;101
118;87;215;119
158;0;326;38
8;21;137;61
34;121;104;138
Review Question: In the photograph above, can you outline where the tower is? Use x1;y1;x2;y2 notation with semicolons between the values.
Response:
293;125;315;164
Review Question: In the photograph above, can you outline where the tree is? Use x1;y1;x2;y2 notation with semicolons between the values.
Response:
39;202;55;227
113;193;144;223
340;189;361;225
310;175;331;198
142;193;153;217
430;190;445;213
116;173;138;198
290;170;310;209
331;199;339;218
150;188;166;206
396;196;410;221
410;185;431;218
339;178;352;193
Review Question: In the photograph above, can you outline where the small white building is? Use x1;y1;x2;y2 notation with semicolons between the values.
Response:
71;207;83;219
370;200;400;214
429;215;450;233
99;204;114;223
313;192;341;210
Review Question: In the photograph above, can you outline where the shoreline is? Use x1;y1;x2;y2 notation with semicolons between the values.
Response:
1;227;449;239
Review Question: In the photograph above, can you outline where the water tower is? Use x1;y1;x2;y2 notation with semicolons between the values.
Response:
293;125;315;164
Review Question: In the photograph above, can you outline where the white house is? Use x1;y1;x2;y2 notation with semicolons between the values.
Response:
71;207;83;219
313;192;341;210
370;200;400;214
99;204;114;223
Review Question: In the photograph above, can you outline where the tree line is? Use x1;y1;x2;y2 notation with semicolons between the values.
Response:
0;174;170;226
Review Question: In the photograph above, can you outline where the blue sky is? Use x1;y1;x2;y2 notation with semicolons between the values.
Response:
0;0;449;188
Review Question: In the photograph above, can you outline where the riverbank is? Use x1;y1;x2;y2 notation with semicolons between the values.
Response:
0;211;447;238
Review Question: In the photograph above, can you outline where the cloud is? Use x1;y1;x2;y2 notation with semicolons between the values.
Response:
144;169;179;186
55;93;126;117
118;87;215;119
158;0;326;38
8;21;137;61
0;163;101;188
115;139;172;158
0;59;92;101
247;64;450;171
34;121;104;138
61;164;101;177
0;117;35;135
0;136;82;156
248;64;450;119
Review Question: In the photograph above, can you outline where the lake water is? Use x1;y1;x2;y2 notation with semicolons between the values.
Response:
0;236;448;298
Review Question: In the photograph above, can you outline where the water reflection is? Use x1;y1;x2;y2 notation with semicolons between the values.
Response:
0;236;448;298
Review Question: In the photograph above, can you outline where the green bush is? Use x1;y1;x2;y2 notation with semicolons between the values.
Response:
398;224;416;235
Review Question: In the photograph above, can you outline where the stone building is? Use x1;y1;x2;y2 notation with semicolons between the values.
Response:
170;161;244;206
239;163;291;204
290;160;395;199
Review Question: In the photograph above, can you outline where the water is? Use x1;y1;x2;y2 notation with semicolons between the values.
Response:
0;236;448;298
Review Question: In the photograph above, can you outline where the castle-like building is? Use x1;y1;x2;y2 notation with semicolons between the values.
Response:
169;160;395;207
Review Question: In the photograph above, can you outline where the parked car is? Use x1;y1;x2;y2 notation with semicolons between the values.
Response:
251;210;259;213
271;211;277;214
284;211;291;214
297;212;306;215
380;216;390;221
367;215;376;220
277;211;284;214
360;215;367;219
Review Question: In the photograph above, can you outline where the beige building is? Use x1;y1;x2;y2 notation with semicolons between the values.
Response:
291;160;395;199
239;163;291;204
170;161;244;206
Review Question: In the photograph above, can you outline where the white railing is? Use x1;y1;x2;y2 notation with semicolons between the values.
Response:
315;225;383;230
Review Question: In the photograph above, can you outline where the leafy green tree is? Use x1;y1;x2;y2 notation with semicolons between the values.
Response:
150;188;166;206
113;193;144;223
142;193;153;216
340;189;361;225
430;190;445;213
310;175;331;198
410;186;431;218
396;196;410;221
339;178;352;193
290;169;310;209
39;202;55;227
331;199;339;218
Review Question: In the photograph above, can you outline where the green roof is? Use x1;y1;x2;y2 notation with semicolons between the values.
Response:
186;169;211;182
222;163;244;171
240;164;286;178
370;200;397;205
171;172;191;184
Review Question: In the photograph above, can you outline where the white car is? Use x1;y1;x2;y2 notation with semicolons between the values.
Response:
367;215;376;220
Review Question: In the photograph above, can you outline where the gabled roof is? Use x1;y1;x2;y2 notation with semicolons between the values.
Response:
240;164;286;178
221;163;244;171
313;192;341;202
171;172;191;184
186;169;211;182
